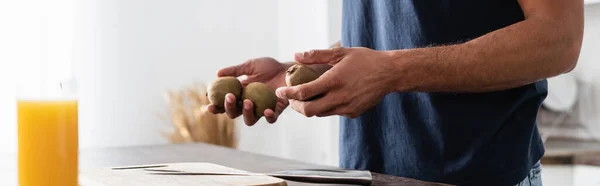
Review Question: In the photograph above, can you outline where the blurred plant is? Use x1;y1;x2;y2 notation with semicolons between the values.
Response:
160;82;237;148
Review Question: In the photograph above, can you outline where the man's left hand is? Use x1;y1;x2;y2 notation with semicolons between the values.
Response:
275;47;399;118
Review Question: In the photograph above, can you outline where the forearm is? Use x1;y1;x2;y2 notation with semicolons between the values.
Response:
389;6;583;93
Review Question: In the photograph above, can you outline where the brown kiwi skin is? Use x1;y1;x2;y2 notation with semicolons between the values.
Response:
285;64;319;86
285;64;323;101
207;77;243;108
242;82;277;118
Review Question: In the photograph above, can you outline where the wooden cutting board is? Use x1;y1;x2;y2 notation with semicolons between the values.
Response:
79;162;286;186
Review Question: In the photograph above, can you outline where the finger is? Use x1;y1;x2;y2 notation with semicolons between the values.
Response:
295;48;347;65
217;62;249;77
288;100;307;116
289;96;339;117
207;105;224;114
242;99;258;126
264;109;278;124
266;99;288;123
303;95;341;117
276;77;332;101
223;93;241;118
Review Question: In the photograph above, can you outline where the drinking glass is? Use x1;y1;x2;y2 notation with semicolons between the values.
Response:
17;78;78;186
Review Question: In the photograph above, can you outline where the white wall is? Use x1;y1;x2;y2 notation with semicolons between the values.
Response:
72;0;343;166
74;0;279;148
0;0;76;153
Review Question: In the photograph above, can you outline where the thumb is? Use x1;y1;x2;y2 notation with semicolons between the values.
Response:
275;76;330;101
295;48;347;65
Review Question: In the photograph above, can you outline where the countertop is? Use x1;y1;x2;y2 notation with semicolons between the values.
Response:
79;143;450;186
6;140;597;185
1;142;450;186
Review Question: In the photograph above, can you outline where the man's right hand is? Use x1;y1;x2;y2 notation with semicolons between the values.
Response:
207;57;291;126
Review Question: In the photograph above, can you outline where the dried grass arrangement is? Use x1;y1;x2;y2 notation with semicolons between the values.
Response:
160;82;237;148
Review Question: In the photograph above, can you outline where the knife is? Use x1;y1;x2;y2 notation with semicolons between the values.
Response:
144;168;373;186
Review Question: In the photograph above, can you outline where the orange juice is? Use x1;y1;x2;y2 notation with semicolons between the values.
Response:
18;100;78;186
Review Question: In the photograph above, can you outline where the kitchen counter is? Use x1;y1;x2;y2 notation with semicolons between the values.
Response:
80;143;450;186
79;143;451;186
0;142;449;186
7;140;597;185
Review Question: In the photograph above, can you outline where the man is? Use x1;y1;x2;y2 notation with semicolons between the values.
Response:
208;0;583;185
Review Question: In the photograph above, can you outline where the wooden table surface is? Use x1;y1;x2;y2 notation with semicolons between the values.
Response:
78;143;449;186
80;143;444;186
0;143;449;186
0;143;446;186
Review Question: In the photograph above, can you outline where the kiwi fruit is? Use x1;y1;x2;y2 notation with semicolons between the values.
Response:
242;82;277;118
286;64;319;86
207;76;243;108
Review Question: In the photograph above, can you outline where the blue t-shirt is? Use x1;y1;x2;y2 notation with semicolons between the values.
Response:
339;0;546;185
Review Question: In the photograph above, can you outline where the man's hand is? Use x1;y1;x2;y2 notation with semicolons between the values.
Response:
207;57;291;125
275;48;395;118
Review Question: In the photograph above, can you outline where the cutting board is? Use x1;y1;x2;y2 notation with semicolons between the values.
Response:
79;162;286;186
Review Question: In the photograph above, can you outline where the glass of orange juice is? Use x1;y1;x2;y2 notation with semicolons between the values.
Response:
17;78;78;186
